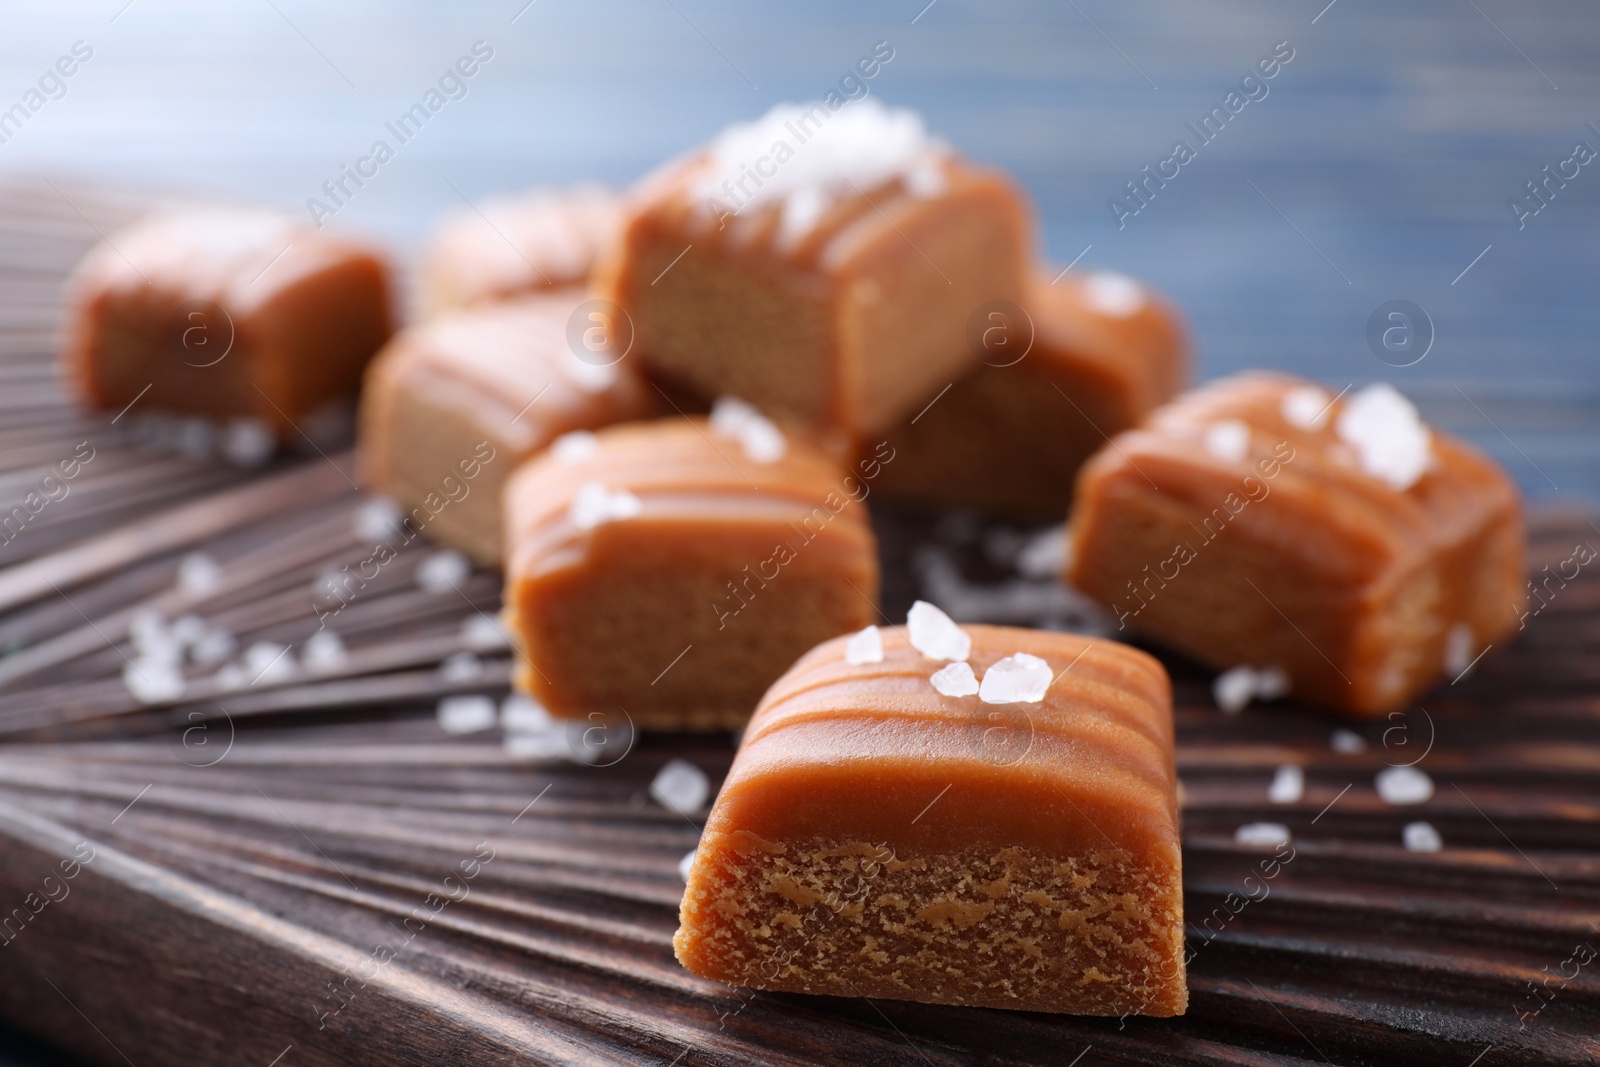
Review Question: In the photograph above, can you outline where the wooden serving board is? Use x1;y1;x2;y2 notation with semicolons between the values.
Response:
0;182;1596;1066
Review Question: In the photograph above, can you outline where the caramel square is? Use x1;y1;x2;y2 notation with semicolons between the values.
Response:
596;102;1030;437
675;619;1185;1016
358;293;653;565
503;417;880;730
61;207;392;432
1066;373;1526;715
877;268;1187;517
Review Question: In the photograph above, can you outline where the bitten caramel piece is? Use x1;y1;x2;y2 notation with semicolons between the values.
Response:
876;268;1187;517
358;293;652;565
418;185;621;316
1067;373;1526;716
504;417;880;730
61;207;392;432
676;617;1185;1016
596;100;1030;437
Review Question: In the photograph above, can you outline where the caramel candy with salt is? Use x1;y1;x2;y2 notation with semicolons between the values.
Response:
596;101;1029;437
504;417;879;730
1067;372;1526;716
358;293;652;565
417;185;621;316
61;207;392;432
876;268;1187;517
675;620;1185;1016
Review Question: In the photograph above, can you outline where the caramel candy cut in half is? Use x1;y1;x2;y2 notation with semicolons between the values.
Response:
61;206;393;432
676;624;1186;1017
359;293;652;565
1067;372;1526;716
417;184;621;317
503;418;880;731
595;100;1030;437
876;268;1188;518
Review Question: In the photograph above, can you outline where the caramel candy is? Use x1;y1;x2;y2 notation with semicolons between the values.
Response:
418;185;621;316
596;101;1029;437
1067;373;1526;716
61;207;392;432
876;268;1187;517
358;294;652;565
675;618;1185;1016
504;416;880;730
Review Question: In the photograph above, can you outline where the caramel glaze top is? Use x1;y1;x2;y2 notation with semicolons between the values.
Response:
1069;372;1522;590
504;418;873;584
709;625;1179;861
361;293;650;486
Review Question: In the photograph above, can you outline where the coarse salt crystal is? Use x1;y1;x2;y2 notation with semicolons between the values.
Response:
355;497;403;542
504;730;569;761
904;160;948;198
1331;728;1368;754
1213;666;1257;714
221;418;276;469
550;430;599;464
978;651;1052;704
500;693;552;733
1444;623;1474;676
1335;383;1432;491
1403;821;1443;853
1282;384;1332;430
1083;272;1147;318
170;614;208;647
178;552;223;597
123;658;185;704
244;641;295;685
1376;765;1433;805
440;651;482;682
678;849;698;883
844;625;883;665
1016;524;1067;580
907;600;971;662
929;661;979;697
1268;765;1304;804
417;550;471;592
190;627;236;667
437;694;496;735
710;396;787;464
1234;822;1291;848
1256;666;1292;701
1203;420;1251;463
302;630;348;673
569;482;642;530
461;614;512;651
651;759;710;814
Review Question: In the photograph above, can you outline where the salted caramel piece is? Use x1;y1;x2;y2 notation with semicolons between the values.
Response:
61;206;392;432
1067;373;1526;716
675;620;1185;1016
504;417;879;730
358;293;651;565
596;100;1030;437
418;185;621;316
876;268;1187;517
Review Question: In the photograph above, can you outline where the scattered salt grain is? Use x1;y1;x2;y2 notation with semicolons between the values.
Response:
650;759;710;814
1203;419;1251;463
221;417;276;469
907;600;971;662
461;614;512;651
417;550;471;592
177;417;216;459
302;630;348;673
213;664;246;691
569;482;642;530
1331;728;1368;754
1213;666;1258;714
904;159;948;198
243;641;295;685
178;552;224;598
550;430;599;464
437;694;496;735
678;849;698;883
354;497;403;542
504;730;569;761
500;693;552;733
844;625;883;665
1335;383;1432;491
929;661;979;697
1281;384;1332;431
123;658;185;704
1234;822;1291;848
1016;524;1067;580
1403;821;1443;853
1268;765;1305;805
190;626;236;667
440;651;483;682
710;396;787;464
1375;765;1433;805
978;652;1052;704
1444;623;1475;677
1083;271;1147;318
170;614;208;647
1256;666;1292;701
